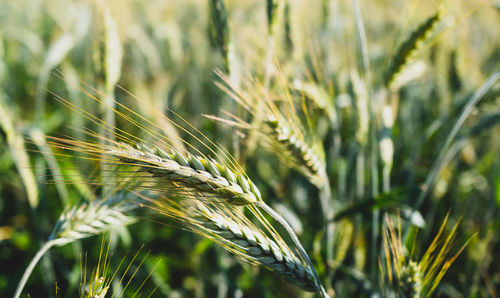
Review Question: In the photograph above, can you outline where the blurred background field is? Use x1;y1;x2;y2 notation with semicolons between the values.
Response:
0;0;500;297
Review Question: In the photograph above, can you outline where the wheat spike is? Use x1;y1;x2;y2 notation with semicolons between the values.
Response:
397;261;422;298
381;214;471;297
111;142;262;205
384;9;443;88
50;193;137;244
147;196;319;292
200;206;319;291
213;71;327;188
49;135;263;206
14;193;136;298
265;115;326;182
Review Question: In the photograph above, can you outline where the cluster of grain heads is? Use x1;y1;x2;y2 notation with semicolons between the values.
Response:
14;193;137;298
108;142;328;294
48;126;328;294
40;72;330;294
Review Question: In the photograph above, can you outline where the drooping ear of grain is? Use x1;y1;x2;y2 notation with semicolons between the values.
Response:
14;193;137;298
49;134;263;206
264;115;326;186
50;193;137;245
111;142;263;205
198;205;319;291
147;196;320;292
384;10;443;89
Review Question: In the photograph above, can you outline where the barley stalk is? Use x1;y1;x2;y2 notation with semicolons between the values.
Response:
114;142;326;293
46;94;326;294
14;193;137;298
201;205;319;291
264;115;326;183
14;239;67;298
146;195;320;292
384;9;443;88
89;140;263;206
49;193;137;244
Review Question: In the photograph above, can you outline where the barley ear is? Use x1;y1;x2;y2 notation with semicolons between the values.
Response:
264;115;326;187
49;194;137;244
258;202;331;297
111;142;262;205
14;193;137;298
196;204;320;292
382;214;472;297
384;9;443;89
146;195;327;294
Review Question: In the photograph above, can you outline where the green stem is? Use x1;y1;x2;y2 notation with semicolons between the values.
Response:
14;238;67;298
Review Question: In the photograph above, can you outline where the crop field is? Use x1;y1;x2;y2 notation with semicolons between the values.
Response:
0;0;499;297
